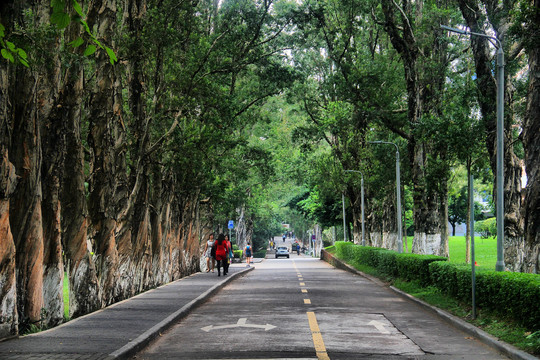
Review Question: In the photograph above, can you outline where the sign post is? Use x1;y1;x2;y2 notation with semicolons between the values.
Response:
228;220;234;246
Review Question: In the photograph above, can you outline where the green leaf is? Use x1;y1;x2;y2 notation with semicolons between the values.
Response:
83;44;96;56
19;58;29;68
105;46;117;64
51;11;70;29
17;48;27;59
51;0;65;13
81;21;91;36
92;37;103;48
6;41;15;51
0;23;5;37
72;0;84;17
1;48;14;63
69;37;84;48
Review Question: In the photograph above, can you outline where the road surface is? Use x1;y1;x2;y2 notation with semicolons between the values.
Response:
133;255;507;359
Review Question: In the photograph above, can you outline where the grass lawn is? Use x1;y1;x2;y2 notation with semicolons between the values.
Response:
405;235;497;271
447;236;497;270
63;272;69;320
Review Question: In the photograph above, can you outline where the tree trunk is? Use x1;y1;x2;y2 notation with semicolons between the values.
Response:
410;143;445;255
60;9;103;317
35;1;66;327
10;66;45;332
87;0;121;305
457;0;524;271
521;0;540;273
381;0;446;256
0;10;19;336
0;149;18;338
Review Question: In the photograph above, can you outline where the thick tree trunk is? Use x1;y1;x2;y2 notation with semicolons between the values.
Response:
381;0;446;255
150;166;165;286
38;2;65;327
0;18;19;336
10;68;45;331
0;150;18;338
521;0;540;273
236;205;248;250
60;12;103;316
368;210;383;247
410;142;445;255
40;70;65;328
381;192;399;251
457;0;524;271
87;0;122;305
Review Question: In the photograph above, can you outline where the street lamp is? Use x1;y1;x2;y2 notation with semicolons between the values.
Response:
344;170;365;246
342;192;347;242
440;24;505;271
369;141;403;253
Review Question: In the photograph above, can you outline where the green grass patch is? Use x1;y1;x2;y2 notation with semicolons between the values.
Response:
404;235;497;271
63;272;69;321
447;236;497;270
393;279;469;317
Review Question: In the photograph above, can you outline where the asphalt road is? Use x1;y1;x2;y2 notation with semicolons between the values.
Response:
133;255;508;360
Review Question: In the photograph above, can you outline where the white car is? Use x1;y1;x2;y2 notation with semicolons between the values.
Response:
275;246;290;258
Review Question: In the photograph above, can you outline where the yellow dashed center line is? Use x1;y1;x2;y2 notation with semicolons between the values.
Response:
304;299;311;304
301;289;308;293
299;282;305;286
307;312;330;360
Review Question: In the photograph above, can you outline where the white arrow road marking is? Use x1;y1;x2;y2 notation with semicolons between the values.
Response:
201;318;276;332
368;320;391;334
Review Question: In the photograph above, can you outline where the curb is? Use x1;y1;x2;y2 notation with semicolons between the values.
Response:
109;266;254;359
320;249;539;360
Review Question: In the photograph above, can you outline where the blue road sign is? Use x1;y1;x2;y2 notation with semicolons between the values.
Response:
228;220;234;229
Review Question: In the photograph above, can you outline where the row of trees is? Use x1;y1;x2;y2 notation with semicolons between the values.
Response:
0;0;295;337
284;0;539;273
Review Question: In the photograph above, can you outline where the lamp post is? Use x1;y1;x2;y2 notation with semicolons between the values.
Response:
342;193;347;242
469;174;477;319
440;24;505;271
369;141;403;253
345;170;365;246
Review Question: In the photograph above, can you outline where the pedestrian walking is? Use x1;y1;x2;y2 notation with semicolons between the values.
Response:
224;234;233;275
213;234;229;277
244;242;253;267
203;233;215;273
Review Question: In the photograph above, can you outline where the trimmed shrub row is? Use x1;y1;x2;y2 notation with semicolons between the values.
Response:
430;261;540;330
334;241;447;286
332;241;540;331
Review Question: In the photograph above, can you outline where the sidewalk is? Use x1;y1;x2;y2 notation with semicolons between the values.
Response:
0;263;255;360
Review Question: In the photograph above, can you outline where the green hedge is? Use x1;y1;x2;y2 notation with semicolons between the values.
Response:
333;241;540;331
430;262;540;331
396;253;448;286
233;250;242;258
254;249;266;258
334;241;446;284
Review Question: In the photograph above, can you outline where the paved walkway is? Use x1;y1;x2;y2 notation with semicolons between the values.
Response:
0;262;258;359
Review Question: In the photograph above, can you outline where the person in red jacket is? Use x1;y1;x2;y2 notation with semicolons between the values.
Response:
224;234;232;275
213;234;229;277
